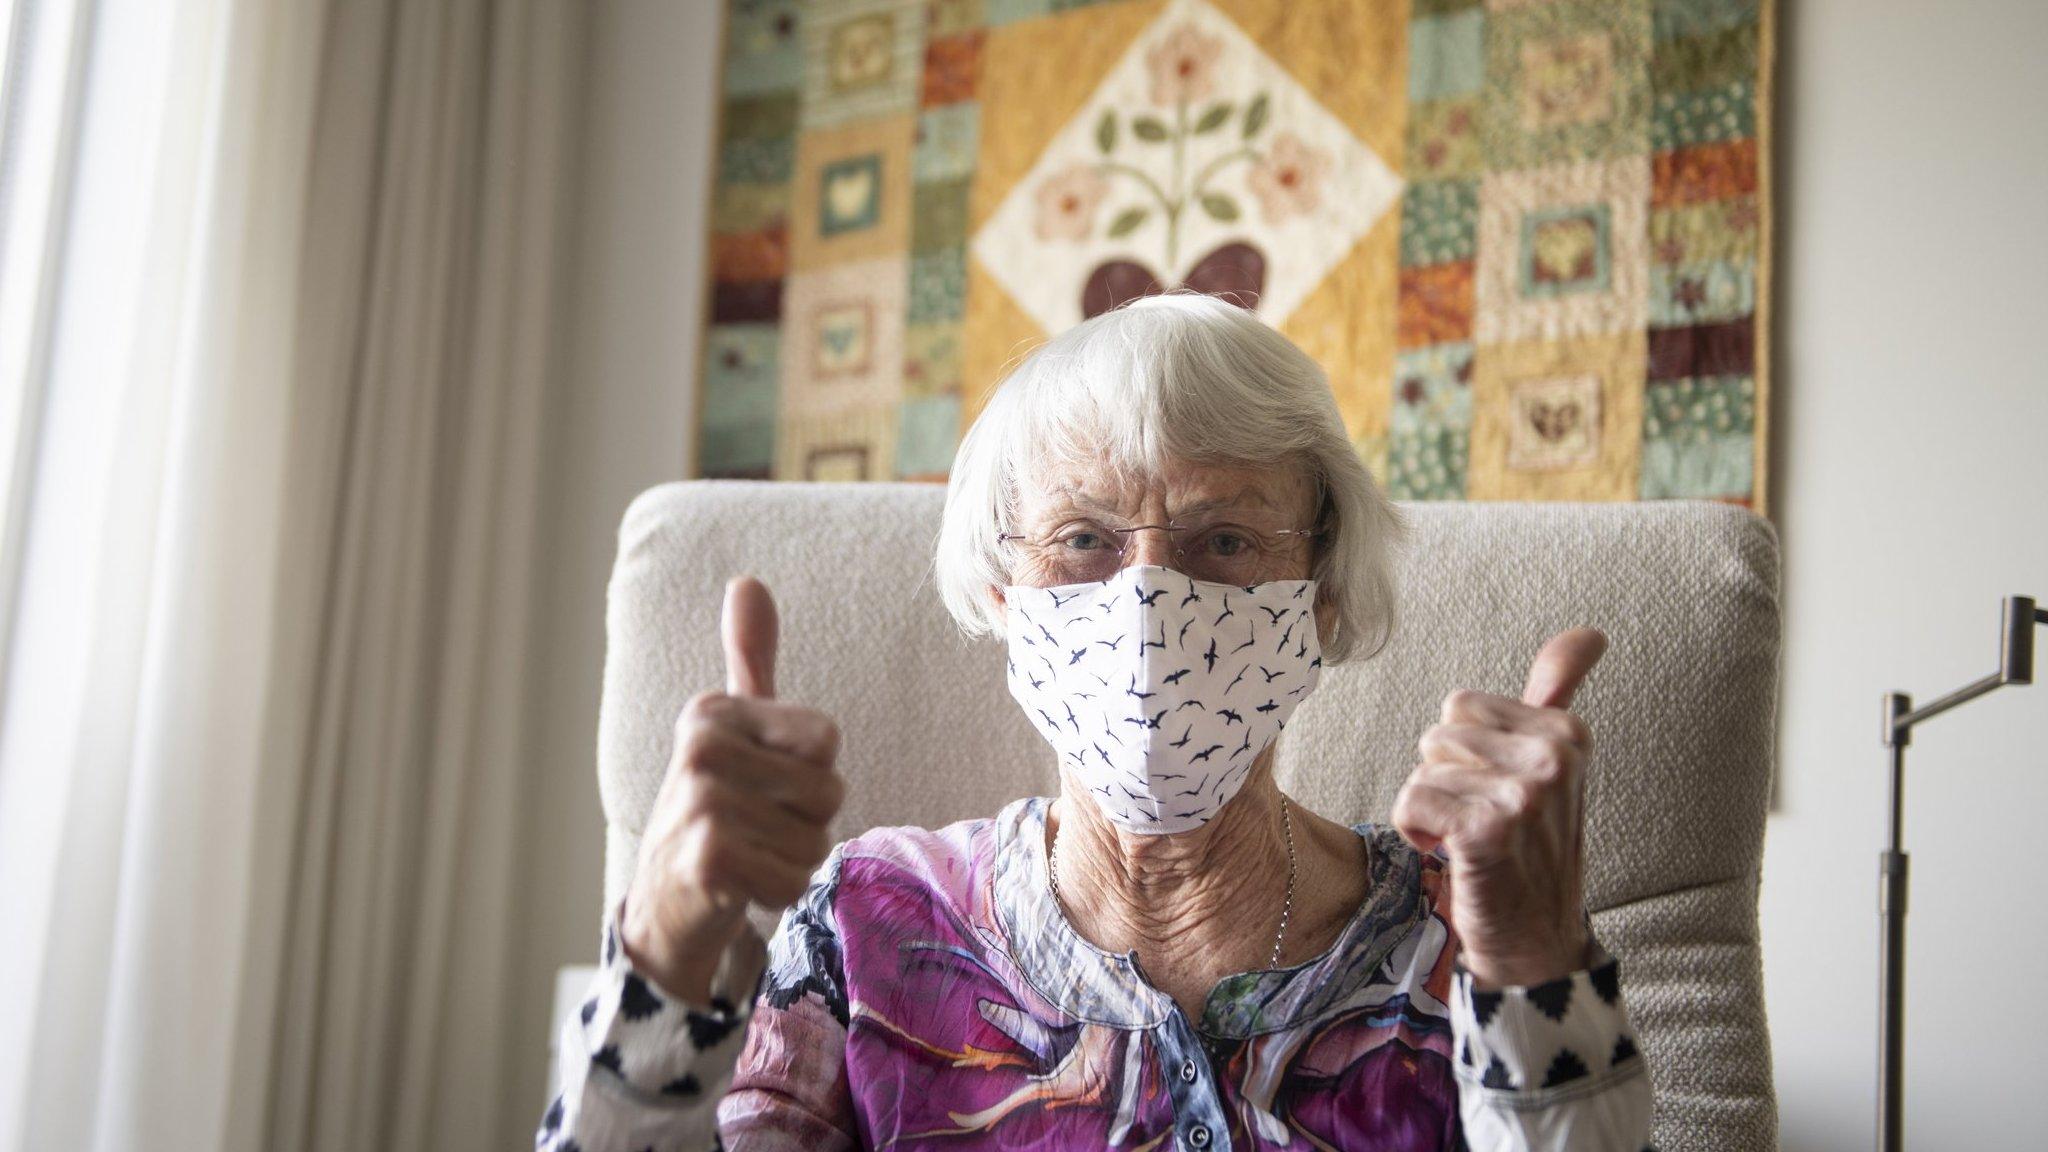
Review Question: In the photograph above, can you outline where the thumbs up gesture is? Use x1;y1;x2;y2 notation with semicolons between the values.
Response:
1391;628;1608;989
621;576;847;1003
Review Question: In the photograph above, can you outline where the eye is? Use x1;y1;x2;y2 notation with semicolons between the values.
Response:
1052;523;1115;552
1201;528;1255;557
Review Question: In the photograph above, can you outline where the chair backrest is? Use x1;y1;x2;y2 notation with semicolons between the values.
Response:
597;479;1781;1152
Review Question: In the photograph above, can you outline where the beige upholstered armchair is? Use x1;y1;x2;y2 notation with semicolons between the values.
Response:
594;479;1781;1152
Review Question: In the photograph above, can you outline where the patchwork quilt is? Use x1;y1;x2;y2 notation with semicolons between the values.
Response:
698;0;1772;510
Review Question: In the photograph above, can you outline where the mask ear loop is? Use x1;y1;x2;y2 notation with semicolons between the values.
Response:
1291;483;1334;656
1305;479;1334;567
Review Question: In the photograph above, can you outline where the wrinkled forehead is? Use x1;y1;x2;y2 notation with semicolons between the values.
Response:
1011;456;1316;524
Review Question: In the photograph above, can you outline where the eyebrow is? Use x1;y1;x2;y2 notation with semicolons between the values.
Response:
1059;487;1281;518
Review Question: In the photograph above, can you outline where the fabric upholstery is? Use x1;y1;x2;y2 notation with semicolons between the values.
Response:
595;479;1781;1151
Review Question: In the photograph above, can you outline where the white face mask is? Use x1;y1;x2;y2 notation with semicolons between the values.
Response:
1003;565;1323;834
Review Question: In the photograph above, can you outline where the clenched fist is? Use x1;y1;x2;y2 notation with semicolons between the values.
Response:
1391;628;1607;989
621;576;846;1004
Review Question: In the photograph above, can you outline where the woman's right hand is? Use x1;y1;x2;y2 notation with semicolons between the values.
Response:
621;575;845;1004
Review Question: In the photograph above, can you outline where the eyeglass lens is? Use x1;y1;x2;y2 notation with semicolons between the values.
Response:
1010;521;1308;587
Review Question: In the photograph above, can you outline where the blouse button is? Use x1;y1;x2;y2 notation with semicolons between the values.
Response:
1179;1059;1198;1083
1187;1123;1212;1148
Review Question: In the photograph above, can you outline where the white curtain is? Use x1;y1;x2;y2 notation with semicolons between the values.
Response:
0;1;579;1150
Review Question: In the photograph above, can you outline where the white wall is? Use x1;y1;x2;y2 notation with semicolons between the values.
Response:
522;1;2048;1147
1762;1;2048;1147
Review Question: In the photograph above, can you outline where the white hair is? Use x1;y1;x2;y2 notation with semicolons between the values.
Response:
933;291;1406;664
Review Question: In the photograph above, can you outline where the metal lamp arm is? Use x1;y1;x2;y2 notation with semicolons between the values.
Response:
1886;596;2041;744
1876;594;2042;1152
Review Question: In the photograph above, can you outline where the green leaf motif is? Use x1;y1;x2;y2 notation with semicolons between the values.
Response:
1132;116;1170;142
1198;193;1240;222
1096;110;1117;154
1193;103;1232;134
1243;92;1270;140
1107;206;1149;238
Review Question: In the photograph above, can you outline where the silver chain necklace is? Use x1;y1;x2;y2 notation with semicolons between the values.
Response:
1050;794;1298;968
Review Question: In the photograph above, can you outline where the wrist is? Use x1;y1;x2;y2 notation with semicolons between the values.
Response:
620;884;743;1005
1461;924;1592;990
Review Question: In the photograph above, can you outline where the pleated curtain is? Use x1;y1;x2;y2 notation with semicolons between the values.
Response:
0;2;581;1150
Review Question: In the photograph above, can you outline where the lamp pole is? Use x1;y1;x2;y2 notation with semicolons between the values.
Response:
1876;595;2041;1152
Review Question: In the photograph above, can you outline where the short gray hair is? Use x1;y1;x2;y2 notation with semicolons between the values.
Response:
933;291;1405;664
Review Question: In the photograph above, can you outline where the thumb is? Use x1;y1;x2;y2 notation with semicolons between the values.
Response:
1521;627;1607;710
722;576;778;699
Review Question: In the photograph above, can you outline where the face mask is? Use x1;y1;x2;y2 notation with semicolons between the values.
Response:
1003;565;1323;834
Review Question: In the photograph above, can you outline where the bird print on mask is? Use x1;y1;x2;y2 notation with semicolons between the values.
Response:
1004;565;1322;834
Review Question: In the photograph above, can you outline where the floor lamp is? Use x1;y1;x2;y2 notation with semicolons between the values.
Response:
1877;594;2043;1152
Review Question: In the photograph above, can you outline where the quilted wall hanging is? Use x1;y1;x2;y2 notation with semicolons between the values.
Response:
695;0;1774;511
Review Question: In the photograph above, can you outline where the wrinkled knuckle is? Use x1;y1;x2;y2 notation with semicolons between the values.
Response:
693;781;741;825
1535;711;1585;749
818;770;848;813
1534;736;1575;778
1391;788;1428;833
1391;786;1416;821
1417;725;1448;757
1441;689;1481;721
1562;713;1592;748
1508;776;1545;815
679;690;725;727
676;721;723;773
815;714;844;762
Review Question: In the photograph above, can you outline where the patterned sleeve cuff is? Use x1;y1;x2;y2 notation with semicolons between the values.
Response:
571;901;769;1101
1447;938;1645;1102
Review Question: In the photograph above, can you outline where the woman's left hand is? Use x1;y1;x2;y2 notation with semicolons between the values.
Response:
1392;628;1608;988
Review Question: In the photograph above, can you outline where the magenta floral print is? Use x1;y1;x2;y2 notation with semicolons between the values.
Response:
725;798;1467;1150
539;794;1650;1151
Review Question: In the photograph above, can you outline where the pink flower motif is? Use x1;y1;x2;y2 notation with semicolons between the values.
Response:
1032;163;1111;242
1145;24;1224;107
1247;132;1331;223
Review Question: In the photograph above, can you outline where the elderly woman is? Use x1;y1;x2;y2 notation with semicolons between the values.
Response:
538;293;1652;1151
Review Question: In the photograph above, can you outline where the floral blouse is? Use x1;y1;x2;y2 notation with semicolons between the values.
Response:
538;796;1653;1151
